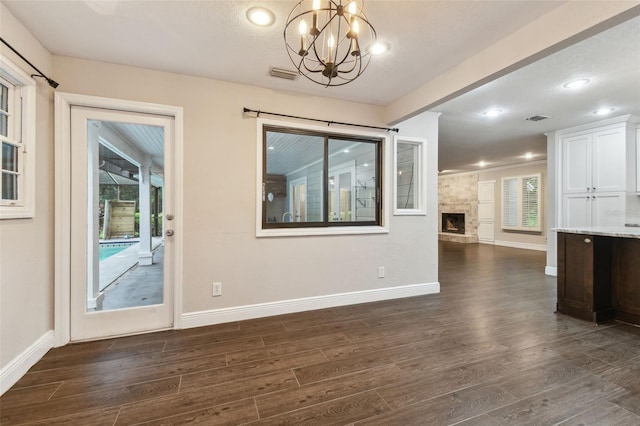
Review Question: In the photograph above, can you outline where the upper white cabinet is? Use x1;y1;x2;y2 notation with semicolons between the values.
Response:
592;127;627;192
562;124;626;194
557;115;638;228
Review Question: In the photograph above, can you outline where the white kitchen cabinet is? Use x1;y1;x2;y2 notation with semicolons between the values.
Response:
592;192;626;227
562;125;625;194
563;192;625;228
591;127;626;192
558;115;638;228
562;133;590;194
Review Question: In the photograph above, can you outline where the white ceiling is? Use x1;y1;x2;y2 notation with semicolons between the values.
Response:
3;1;639;174
435;14;640;173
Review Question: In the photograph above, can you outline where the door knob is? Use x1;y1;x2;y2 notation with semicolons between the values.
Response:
166;229;174;237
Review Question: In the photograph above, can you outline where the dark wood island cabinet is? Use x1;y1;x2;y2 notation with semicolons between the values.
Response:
612;237;640;324
556;228;640;325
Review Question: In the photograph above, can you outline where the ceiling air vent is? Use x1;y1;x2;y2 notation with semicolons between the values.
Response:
526;115;550;122
269;67;298;81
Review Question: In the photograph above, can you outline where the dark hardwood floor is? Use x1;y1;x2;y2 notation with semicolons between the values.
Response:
2;241;640;425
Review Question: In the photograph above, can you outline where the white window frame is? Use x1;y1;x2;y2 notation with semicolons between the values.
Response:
0;54;36;219
501;173;542;232
393;136;427;215
256;118;390;237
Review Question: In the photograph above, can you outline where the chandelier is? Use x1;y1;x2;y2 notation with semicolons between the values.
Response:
284;0;376;87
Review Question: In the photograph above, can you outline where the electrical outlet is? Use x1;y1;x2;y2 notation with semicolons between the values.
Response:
378;266;385;278
212;282;222;297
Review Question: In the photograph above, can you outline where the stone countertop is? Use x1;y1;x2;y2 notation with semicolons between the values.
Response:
552;226;640;239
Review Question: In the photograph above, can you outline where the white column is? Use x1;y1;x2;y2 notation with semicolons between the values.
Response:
87;121;104;309
138;156;154;265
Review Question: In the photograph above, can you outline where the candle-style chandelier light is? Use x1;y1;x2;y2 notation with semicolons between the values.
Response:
284;0;376;87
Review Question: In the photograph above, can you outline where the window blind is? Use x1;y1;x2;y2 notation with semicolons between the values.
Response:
521;175;539;229
503;177;518;227
502;174;541;231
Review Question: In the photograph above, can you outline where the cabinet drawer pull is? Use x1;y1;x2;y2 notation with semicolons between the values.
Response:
584;238;591;243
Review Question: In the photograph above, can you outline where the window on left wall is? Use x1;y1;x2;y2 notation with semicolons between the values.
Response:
0;55;36;219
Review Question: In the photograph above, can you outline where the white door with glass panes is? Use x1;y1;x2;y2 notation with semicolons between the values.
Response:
70;106;175;341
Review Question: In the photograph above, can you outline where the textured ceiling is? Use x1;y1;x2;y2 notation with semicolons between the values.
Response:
3;0;563;105
434;15;640;173
3;1;639;174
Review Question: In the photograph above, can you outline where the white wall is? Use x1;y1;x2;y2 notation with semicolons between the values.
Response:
52;56;440;319
0;3;55;377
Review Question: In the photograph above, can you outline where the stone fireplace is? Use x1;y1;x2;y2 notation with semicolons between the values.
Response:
442;213;465;234
438;173;478;243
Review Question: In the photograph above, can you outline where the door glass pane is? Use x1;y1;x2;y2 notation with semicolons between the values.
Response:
88;121;165;312
264;131;324;224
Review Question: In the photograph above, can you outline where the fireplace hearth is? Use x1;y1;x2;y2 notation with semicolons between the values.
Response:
442;213;465;234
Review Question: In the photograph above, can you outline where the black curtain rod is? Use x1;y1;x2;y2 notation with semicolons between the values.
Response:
243;107;399;133
0;36;59;88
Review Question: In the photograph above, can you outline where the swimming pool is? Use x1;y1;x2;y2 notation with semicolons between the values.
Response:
99;243;134;261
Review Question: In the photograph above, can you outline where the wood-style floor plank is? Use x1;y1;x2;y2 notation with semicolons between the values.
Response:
2;241;640;425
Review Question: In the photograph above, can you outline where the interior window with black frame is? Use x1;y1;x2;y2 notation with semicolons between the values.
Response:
263;126;381;229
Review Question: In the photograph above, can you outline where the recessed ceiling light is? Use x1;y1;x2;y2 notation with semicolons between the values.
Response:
482;109;502;118
563;79;590;89
524;152;534;160
594;107;615;116
343;149;350;153
246;7;275;27
268;146;275;150
370;41;390;55
477;161;487;167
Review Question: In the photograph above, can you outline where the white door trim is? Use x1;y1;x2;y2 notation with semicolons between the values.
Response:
54;92;184;347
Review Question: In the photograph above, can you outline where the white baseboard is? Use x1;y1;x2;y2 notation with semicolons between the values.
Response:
0;331;54;395
545;266;558;276
181;282;440;329
494;240;547;252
